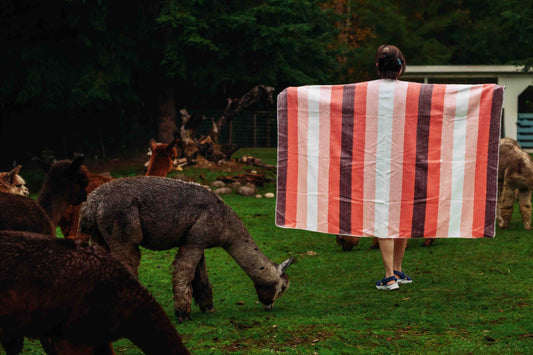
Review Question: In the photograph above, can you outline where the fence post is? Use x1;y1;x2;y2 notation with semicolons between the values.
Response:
253;113;257;147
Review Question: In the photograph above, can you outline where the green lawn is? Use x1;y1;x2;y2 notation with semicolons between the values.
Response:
13;148;533;354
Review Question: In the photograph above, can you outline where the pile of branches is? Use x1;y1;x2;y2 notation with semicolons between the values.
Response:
176;84;275;164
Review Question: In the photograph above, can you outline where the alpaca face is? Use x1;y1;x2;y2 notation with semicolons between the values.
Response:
254;274;290;310
0;166;29;197
254;257;293;310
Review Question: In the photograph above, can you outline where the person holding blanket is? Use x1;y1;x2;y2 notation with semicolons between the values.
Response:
275;45;503;292
374;44;412;290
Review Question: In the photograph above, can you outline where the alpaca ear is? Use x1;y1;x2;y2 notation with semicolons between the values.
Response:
6;165;22;183
278;257;294;273
167;137;179;153
149;139;158;151
71;155;84;170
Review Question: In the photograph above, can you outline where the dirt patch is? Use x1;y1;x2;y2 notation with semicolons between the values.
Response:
220;324;335;352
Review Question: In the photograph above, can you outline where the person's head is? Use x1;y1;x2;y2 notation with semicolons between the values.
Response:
375;44;406;80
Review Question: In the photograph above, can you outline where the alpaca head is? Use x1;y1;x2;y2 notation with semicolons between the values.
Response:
0;165;29;197
41;156;89;205
146;137;179;176
254;257;294;310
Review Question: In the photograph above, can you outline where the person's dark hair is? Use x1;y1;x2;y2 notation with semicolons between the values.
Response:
375;45;406;80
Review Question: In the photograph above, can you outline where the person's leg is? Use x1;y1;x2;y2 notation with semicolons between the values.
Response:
392;238;412;283
392;238;408;272
378;238;395;284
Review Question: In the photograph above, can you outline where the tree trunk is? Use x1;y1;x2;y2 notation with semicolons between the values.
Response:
157;90;177;144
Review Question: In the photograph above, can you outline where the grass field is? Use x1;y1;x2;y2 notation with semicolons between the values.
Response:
13;148;533;354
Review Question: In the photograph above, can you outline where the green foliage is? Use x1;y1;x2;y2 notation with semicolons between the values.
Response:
157;0;338;92
340;0;473;81
453;0;533;66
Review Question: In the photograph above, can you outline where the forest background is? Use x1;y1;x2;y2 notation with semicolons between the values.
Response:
1;0;533;167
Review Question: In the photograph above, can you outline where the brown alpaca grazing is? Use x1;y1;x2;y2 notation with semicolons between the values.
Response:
0;157;88;236
0;165;29;196
0;230;189;355
80;176;293;322
59;138;179;240
497;137;533;230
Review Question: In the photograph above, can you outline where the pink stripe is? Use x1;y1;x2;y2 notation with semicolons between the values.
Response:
424;85;445;237
436;86;458;237
388;81;409;236
362;80;381;236
317;86;331;233
461;85;483;237
296;87;309;229
399;82;421;237
328;85;344;234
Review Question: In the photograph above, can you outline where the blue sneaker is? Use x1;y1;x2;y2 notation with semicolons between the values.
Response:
394;270;412;284
376;275;399;290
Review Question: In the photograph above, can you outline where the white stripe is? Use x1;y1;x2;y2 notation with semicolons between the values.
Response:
317;85;332;233
448;86;470;236
306;86;321;230
374;80;396;237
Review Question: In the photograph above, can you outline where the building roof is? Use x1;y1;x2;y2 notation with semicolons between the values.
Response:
404;65;528;78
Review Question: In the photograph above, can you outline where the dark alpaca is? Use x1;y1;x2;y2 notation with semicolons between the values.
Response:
0;230;189;355
59;171;112;241
0;157;88;236
80;176;293;322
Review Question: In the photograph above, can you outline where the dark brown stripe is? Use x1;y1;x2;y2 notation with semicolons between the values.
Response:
411;84;433;238
339;84;355;234
276;90;288;226
484;86;504;238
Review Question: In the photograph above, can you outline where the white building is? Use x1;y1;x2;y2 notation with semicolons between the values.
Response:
403;65;533;148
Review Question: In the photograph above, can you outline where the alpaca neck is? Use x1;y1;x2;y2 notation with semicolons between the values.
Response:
145;162;170;177
224;232;280;286
37;191;69;228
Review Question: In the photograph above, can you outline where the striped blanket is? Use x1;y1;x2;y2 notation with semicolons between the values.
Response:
276;79;504;239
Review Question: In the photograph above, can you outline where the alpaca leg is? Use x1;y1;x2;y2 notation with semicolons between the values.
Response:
172;246;205;322
499;184;516;229
517;189;532;230
107;241;141;278
101;210;143;278
191;252;214;313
